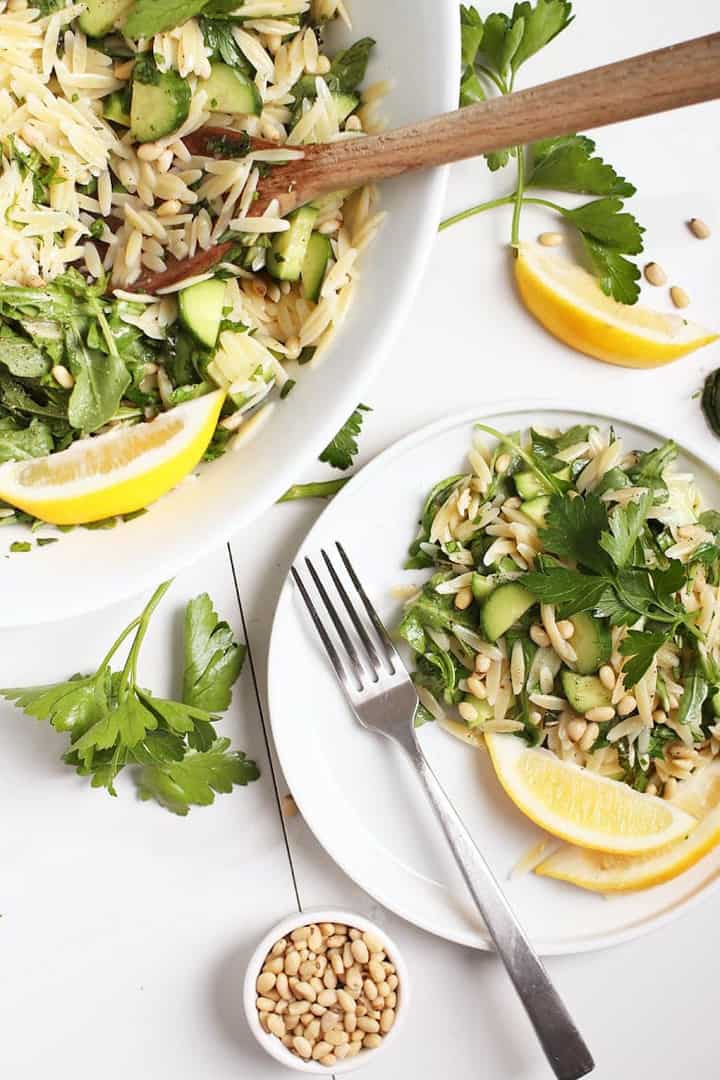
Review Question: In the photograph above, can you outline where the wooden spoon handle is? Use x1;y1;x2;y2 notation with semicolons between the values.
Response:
285;32;720;205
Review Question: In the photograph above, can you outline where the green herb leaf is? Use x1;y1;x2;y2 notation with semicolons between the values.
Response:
329;36;376;92
182;593;245;712
319;404;371;471
136;738;259;816
124;0;210;39
599;492;651;569
508;0;573;72
522;563;608;617
1;676;103;734
66;318;130;432
200;18;253;72
675;663;708;739
540;493;611;573
279;478;350;502
581;236;642;305
0;418;53;463
565;198;644;253
0;333;50;378
527;135;635;196
460;5;484;68
619;629;668;688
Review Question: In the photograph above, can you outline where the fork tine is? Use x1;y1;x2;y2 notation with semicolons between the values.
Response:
321;548;381;683
335;542;400;675
291;566;356;691
304;556;366;691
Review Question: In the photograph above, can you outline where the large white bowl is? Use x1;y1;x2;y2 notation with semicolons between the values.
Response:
0;1;460;628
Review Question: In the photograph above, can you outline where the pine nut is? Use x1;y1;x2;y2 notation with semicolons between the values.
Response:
342;943;353;968
387;974;398;990
496;453;511;474
599;665;616;690
319;923;335;936
321;1010;340;1033
291;926;311;943
299;960;314;979
308;927;323;952
276;973;290;1000
585;705;615;723
304;1019;320;1041
284;949;300;976
386;991;397;1009
157;199;182;217
646;782;658;796
363;1034;383;1049
557;620;575;640
455;587;473;611
349;928;361;940
346;1041;362;1058
664;778;678;799
475;654;491;674
368;960;385;984
325;1028;349;1046
265;955;284;974
670;285;690;308
281;794;298;817
293;980;316;1002
530;624;551;648
380;1008;395;1033
349;937;369;963
344;1011;357;1033
333;924;347;934
300;1012;312;1026
466;675;487;699
267;1014;285;1038
689;217;711;239
51;364;75;389
335;1043;350;1060
336;987;355;1012
288;1000;308;1016
644;261;667;286
377;980;390;997
310;1003;325;1016
579;722;599;751
276;999;289;1015
351;1028;364;1042
357;1016;380;1033
317;989;336;1007
310;977;323;993
312;1040;333;1060
356;1003;367;1017
566;718;587;743
346;967;363;991
363;979;378;1000
362;931;383;953
322;969;337;989
458;702;479;724
327;934;346;948
292;1035;312;1059
137;142;163;161
256;996;275;1012
271;938;287;957
329;951;344;975
258;1011;271;1032
257;972;275;994
538;231;563;246
617;694;637;717
653;709;668;725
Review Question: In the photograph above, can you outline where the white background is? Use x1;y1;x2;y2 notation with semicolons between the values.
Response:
1;2;719;1077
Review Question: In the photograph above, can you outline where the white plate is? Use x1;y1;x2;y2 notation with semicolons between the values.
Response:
268;404;720;955
0;0;459;628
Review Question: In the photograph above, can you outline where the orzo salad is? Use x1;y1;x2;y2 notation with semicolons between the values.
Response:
399;422;720;803
0;0;385;526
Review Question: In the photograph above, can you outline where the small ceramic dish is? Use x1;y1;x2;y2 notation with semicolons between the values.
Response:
243;908;410;1074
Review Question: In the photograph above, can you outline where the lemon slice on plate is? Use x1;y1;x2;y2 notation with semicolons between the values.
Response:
515;242;718;368
535;760;720;892
0;390;225;525
484;732;697;855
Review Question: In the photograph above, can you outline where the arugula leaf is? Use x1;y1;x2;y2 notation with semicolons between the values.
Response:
522;563;608;617
329;37;376;93
599;492;651;569
200;18;253;73
619;629;668;688
527;135;635;196
699;510;720;535
66;319;130;432
136;739;260;816
629;440;677;488
0;418;53;463
539;493;611;574
123;0;210;39
182;593;245;712
0;333;50;378
676;664;707;738
319;404;371;471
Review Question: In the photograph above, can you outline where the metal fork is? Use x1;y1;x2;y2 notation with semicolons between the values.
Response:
291;542;594;1080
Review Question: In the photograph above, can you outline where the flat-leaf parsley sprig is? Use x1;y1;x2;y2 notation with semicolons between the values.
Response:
447;3;646;304
2;583;259;815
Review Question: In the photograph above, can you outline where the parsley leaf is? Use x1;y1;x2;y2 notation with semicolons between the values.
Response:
599;492;651;568
527;135;635;197
460;5;486;106
508;0;574;72
581;238;642;306
319;404;371;471
540;493;611;574
564;198;644;253
619;629;668;688
136;739;260;816
522;563;608;617
182;593;245;712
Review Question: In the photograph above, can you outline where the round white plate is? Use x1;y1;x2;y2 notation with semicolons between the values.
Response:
268;404;720;955
0;0;460;628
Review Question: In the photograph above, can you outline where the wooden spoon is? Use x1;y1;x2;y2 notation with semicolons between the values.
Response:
137;32;720;293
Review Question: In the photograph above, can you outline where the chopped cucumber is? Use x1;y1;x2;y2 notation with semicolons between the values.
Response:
267;206;318;282
594;467;630;497
78;0;133;37
521;495;550;526
103;89;131;127
471;572;496;602
131;58;191;143
461;695;493;727
561;671;611;714
301;232;332;302
332;91;359;124
514;465;571;499
497;556;517;573
178;278;226;349
569;612;611;675
203;62;262;116
481;583;535;642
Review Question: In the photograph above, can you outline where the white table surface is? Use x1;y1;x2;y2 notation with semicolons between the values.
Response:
2;3;719;1077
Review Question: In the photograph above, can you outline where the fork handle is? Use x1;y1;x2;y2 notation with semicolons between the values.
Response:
405;738;594;1080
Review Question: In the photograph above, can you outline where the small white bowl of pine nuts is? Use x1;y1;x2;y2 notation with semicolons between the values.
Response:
244;909;408;1073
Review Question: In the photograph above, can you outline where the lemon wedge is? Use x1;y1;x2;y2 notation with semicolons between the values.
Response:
535;760;720;892
0;390;225;525
515;242;718;368
484;733;697;855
